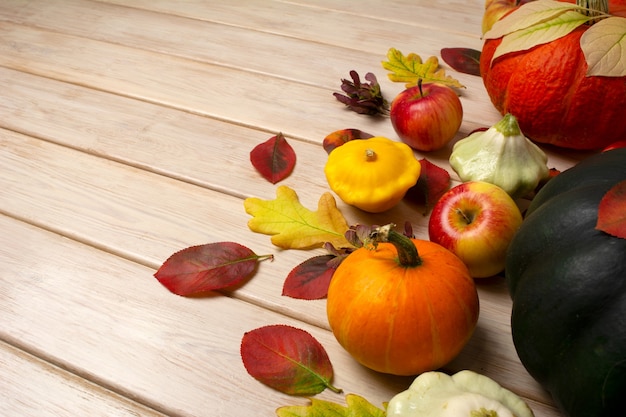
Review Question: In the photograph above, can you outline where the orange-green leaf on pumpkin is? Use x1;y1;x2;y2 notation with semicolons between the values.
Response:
381;48;465;89
276;393;386;417
581;16;626;77
440;47;482;76
484;0;594;63
244;186;351;249
282;255;337;300
240;325;342;396
322;128;374;154
250;132;297;184
405;158;451;213
154;242;273;296
485;0;584;39
596;180;626;239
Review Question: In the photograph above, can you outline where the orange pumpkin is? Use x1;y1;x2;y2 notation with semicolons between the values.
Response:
326;225;479;376
480;0;626;150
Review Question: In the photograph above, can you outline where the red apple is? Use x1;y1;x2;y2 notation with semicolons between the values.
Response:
390;81;463;152
428;181;523;278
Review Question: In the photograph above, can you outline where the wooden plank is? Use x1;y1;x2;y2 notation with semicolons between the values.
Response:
0;19;498;142
0;67;335;201
98;0;486;40
0;214;413;416
0;0;478;91
0;130;556;409
280;0;487;36
0;341;167;417
0;20;399;141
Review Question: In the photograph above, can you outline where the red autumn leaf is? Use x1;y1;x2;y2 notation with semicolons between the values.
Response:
154;242;272;296
240;325;341;395
282;255;336;300
250;132;296;184
469;126;488;135
405;158;451;213
440;47;481;76
596;180;626;239
322;128;374;154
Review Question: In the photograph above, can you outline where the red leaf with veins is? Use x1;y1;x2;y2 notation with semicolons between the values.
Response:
322;128;374;154
406;159;451;213
250;132;296;184
282;255;337;300
596;180;626;239
241;325;341;395
441;47;481;76
154;242;272;296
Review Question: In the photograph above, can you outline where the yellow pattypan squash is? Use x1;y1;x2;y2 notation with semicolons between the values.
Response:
324;136;421;213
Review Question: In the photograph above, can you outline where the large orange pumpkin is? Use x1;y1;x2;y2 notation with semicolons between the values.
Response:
326;225;479;376
480;0;626;150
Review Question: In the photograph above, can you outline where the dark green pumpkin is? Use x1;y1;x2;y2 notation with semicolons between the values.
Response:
505;148;626;417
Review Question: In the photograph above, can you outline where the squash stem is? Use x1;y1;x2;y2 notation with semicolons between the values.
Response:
370;224;422;267
494;113;521;137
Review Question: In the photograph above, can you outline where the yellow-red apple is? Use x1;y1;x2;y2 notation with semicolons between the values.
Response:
428;181;523;278
390;81;462;152
482;0;517;34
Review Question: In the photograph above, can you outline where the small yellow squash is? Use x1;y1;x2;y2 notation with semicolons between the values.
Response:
324;136;420;213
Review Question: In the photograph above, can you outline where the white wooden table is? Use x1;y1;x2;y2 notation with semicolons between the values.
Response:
0;1;584;415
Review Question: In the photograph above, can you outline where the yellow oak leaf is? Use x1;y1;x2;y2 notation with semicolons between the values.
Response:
382;47;465;89
276;394;386;417
244;186;351;250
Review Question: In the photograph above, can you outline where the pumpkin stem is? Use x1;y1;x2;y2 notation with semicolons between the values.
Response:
370;224;422;267
577;0;608;20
